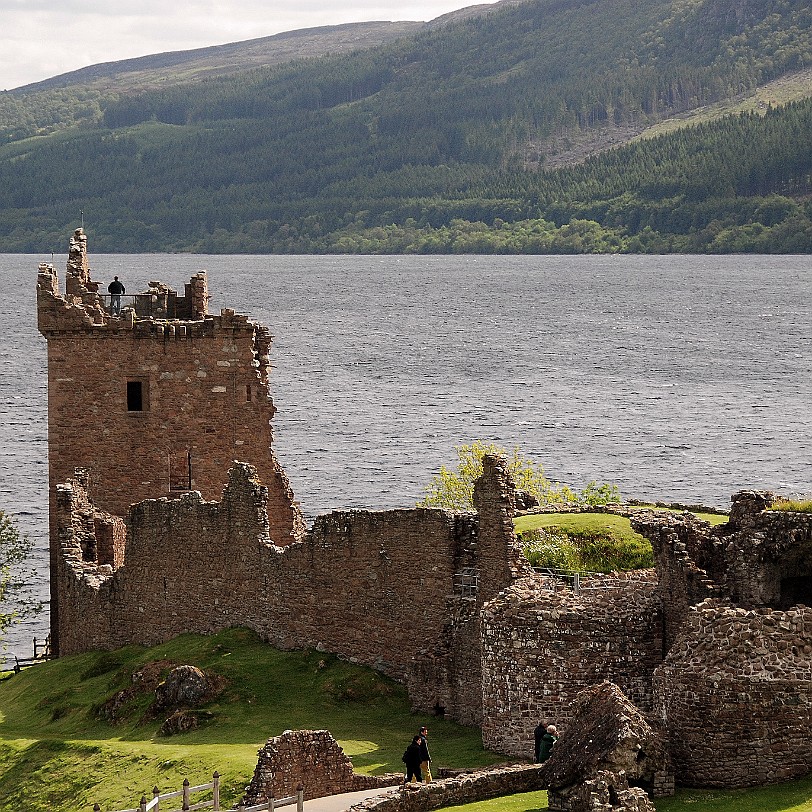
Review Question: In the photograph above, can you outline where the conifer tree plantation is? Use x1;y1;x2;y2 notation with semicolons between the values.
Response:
0;0;811;254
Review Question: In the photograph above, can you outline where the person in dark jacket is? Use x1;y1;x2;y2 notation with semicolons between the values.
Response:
534;720;548;762
417;725;432;782
536;724;558;763
402;735;423;783
107;276;125;316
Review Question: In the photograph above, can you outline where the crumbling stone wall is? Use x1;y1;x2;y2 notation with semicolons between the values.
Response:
474;455;533;602
716;493;812;609
654;599;812;788
406;454;530;725
480;571;662;757
56;460;525;711
243;730;401;805
633;493;812;641
630;510;722;651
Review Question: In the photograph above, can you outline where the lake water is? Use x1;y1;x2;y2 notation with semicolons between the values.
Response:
1;252;811;657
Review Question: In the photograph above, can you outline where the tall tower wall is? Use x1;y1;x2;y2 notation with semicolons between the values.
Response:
37;232;303;652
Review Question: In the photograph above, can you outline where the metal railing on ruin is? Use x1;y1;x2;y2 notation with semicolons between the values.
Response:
532;567;634;593
93;773;305;812
99;293;178;319
453;567;479;598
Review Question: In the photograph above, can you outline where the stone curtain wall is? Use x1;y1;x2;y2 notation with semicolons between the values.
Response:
654;599;812;788
243;730;401;805
480;572;662;757
406;606;483;725
56;461;523;706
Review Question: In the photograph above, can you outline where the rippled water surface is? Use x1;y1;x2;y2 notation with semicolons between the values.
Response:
1;252;810;656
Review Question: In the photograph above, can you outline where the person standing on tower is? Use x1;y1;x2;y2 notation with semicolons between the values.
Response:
107;276;125;316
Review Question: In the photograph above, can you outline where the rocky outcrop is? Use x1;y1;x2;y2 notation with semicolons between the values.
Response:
539;681;673;809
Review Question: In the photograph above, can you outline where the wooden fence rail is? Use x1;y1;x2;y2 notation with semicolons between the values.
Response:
94;773;221;812
93;775;305;812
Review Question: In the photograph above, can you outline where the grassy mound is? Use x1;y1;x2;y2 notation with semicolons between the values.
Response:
514;509;728;573
515;512;654;572
0;628;504;812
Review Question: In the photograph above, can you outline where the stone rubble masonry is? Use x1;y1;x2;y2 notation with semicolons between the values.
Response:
345;764;545;812
654;598;812;788
630;510;722;651
480;570;662;758
37;232;304;653
547;771;655;812
243;730;402;806
539;681;673;804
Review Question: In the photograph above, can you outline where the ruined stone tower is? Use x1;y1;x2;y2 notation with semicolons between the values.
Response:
37;229;304;653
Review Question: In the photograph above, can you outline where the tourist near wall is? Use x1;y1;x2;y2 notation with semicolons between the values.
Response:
38;233;812;794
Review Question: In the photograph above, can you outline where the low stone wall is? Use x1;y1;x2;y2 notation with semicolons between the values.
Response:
654;599;812;787
347;764;544;812
480;572;662;757
243;730;401;805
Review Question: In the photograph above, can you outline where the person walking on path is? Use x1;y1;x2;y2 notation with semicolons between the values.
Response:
536;724;558;763
107;276;125;316
402;735;423;784
417;725;432;782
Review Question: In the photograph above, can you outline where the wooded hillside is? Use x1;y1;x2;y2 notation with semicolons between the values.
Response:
1;0;811;254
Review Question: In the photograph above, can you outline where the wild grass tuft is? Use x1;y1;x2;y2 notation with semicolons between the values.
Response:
769;499;812;514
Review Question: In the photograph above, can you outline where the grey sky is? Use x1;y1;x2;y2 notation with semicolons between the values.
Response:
1;1;494;90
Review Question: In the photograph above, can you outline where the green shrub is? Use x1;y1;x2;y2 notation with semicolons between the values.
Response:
769;498;812;513
418;441;620;512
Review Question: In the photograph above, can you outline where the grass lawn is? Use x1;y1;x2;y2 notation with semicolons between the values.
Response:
514;508;728;540
654;775;812;812
0;628;504;812
447;777;812;812
445;791;548;812
514;508;729;572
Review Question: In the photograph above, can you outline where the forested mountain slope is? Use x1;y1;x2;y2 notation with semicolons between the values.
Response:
1;0;811;254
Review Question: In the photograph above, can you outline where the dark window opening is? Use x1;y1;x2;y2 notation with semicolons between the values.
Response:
246;385;252;402
779;576;812;609
127;381;143;412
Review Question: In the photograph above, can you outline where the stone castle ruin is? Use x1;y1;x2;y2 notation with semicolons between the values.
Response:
36;232;812;805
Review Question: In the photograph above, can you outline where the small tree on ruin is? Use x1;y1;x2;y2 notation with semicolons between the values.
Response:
416;440;620;512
